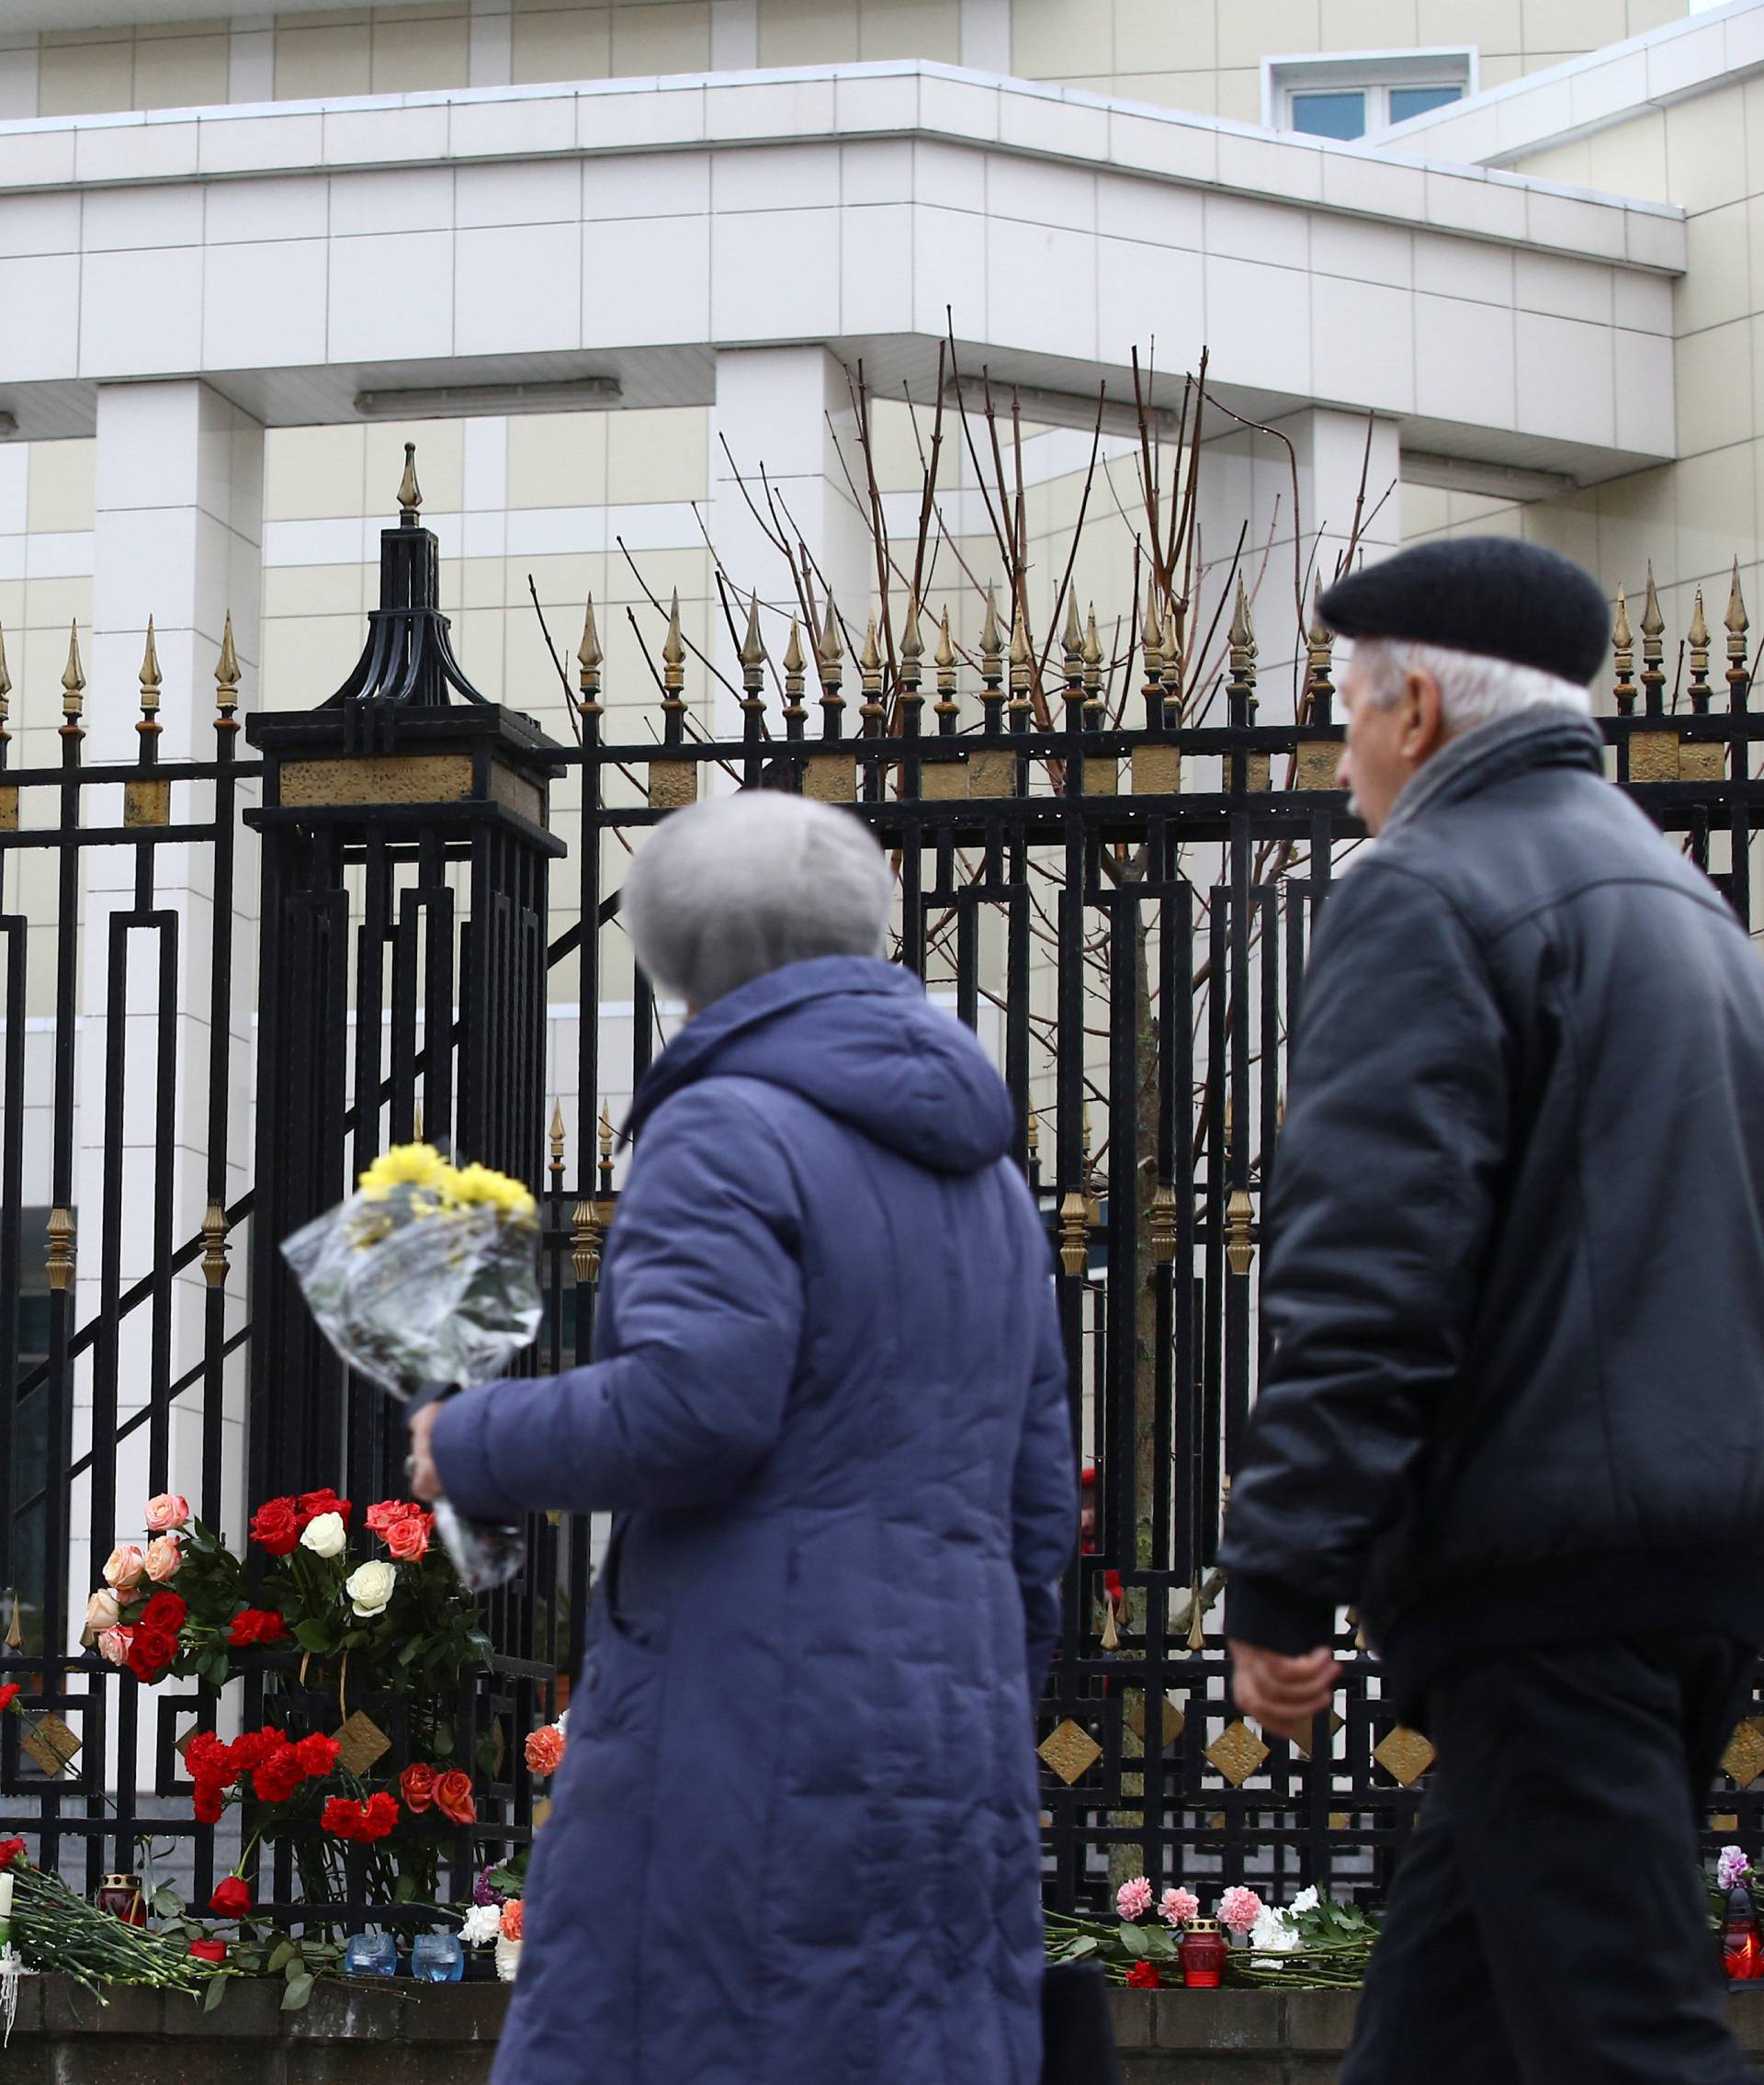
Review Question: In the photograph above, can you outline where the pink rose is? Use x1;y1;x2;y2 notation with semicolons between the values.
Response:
1115;1876;1154;1921
144;1494;189;1534
97;1626;134;1668
102;1546;144;1592
1159;1887;1201;1928
143;1536;182;1584
381;1513;431;1563
85;1589;121;1637
1218;1887;1264;1937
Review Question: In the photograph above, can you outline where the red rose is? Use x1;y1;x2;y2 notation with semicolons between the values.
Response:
294;1733;339;1780
227;1609;287;1649
434;1771;477;1828
192;1782;224;1826
209;1875;251;1920
126;1626;176;1683
1125;1961;1161;1989
139;1592;187;1634
297;1490;352;1532
188;1938;227;1966
249;1498;301;1556
229;1728;286;1773
399;1763;436;1815
0;1839;26;1870
0;1685;19;1715
252;1747;307;1805
381;1513;431;1563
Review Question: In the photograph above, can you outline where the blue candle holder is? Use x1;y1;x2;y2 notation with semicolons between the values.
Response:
412;1932;465;1983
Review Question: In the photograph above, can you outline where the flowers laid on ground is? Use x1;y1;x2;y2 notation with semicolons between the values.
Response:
0;1841;211;2001
1048;1876;1380;1989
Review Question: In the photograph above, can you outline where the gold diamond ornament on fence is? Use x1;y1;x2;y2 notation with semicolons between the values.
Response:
1204;1720;1270;1787
1038;1719;1103;1786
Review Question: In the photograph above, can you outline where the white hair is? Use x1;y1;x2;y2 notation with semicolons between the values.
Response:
1354;637;1592;739
622;790;893;1010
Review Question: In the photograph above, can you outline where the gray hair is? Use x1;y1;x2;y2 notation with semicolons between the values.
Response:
1355;637;1592;739
622;791;893;1009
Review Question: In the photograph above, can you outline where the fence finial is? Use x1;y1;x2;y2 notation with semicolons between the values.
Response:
215;612;242;731
1640;562;1665;713
1061;592;1083;672
740;593;765;674
980;586;1003;686
0;622;10;743
1229;579;1257;670
1008;602;1033;717
934;606;958;725
1611;585;1635;714
782;613;807;727
859;616;884;730
1140;592;1163;674
1689;586;1712;709
548;1100;567;1184
818;594;843;672
1728;559;1750;647
397;442;422;524
577;596;603;713
662;589;685;703
899;595;923;686
61;622;85;734
137;618;163;740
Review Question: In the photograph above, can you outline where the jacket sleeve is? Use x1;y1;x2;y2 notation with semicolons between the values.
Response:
431;1085;803;1520
1012;1248;1078;1703
1221;860;1511;1654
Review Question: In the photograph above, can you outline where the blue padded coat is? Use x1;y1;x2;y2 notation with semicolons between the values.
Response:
432;955;1077;2085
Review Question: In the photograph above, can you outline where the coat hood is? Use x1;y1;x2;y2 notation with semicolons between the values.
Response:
627;956;1016;1176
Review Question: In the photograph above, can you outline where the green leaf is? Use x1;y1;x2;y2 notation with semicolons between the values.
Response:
266;1939;296;1976
432;1722;454;1759
392;1875;416;1905
398;1637;423;1667
1143;1927;1178;1961
152;1883;183;1919
203;1973;232;2014
292;1622;333;1655
1115;1921;1148;1959
280;1973;315;2012
284;1951;310;1982
1049;1933;1098;1963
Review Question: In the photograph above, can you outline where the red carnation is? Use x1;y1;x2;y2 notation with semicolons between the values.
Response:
399;1763;436;1815
252;1746;307;1806
0;1839;26;1870
192;1782;224;1826
358;1792;399;1841
435;1770;477;1828
185;1732;237;1787
227;1609;286;1649
209;1875;251;1920
140;1591;187;1634
1125;1962;1161;1989
297;1489;352;1532
249;1498;301;1556
322;1793;398;1843
294;1733;339;1780
188;1938;227;1966
0;1685;19;1715
229;1728;286;1773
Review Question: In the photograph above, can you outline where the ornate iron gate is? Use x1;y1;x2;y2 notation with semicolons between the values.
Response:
1;512;1760;1921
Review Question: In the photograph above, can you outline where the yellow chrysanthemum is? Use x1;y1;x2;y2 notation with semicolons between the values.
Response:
445;1162;537;1219
357;1142;449;1203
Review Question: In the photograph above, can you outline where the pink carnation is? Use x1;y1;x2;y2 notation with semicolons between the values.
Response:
1115;1877;1154;1921
1720;1846;1752;1893
1159;1887;1201;1928
1218;1887;1264;1937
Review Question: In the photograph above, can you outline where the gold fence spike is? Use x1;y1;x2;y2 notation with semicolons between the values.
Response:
1026;1106;1040;1159
662;590;685;698
1612;584;1632;656
900;595;923;670
397;441;422;522
1057;1191;1091;1278
1083;606;1102;673
1641;562;1664;641
740;593;765;672
4;1595;19;1651
1690;588;1710;653
1185;1575;1206;1651
860;616;881;679
200;1202;230;1288
980;585;1002;671
1689;586;1712;708
1140;590;1163;662
1228;580;1257;669
934;606;955;674
1728;559;1750;644
215;613;241;727
577;596;603;711
137;618;163;742
548;1100;566;1174
818;594;843;673
598;1099;616;1190
1100;1592;1120;1652
61;623;85;730
1149;1183;1178;1263
0;621;10;742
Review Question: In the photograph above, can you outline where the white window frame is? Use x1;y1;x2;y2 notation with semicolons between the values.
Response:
1261;48;1478;140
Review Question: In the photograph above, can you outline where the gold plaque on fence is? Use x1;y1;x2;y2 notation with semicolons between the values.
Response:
918;755;967;799
1626;732;1679;783
22;1713;80;1779
1294;742;1340;791
802;754;856;805
123;780;171;828
1374;1727;1436;1786
1204;1719;1269;1787
1245;754;1272;793
1288;1709;1345;1762
333;1711;392;1778
1131;744;1181;796
967;749;1016;799
531;1798;553;1832
1083;758;1120;799
647;760;697;810
1724;1719;1764;1788
1679;739;1726;781
1037;1718;1102;1785
0;784;17;833
1125;1692;1185;1751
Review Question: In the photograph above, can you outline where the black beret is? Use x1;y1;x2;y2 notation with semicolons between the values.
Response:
1317;538;1611;688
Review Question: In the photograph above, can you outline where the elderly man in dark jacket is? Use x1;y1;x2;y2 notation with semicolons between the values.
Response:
1221;538;1764;2084
408;791;1076;2085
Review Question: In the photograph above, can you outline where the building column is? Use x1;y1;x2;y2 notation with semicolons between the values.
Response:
707;346;877;733
71;382;263;1669
1195;408;1401;722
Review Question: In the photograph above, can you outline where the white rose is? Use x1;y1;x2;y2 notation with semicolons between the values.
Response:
345;1559;396;1618
460;1905;503;1947
300;1512;346;1559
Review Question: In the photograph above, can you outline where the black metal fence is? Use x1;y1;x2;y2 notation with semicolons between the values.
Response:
3;523;1763;1924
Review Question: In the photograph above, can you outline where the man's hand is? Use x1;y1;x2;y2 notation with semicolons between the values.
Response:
1228;1640;1338;1746
406;1403;443;1504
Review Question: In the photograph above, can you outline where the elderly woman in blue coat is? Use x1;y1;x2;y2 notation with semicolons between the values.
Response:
407;791;1077;2085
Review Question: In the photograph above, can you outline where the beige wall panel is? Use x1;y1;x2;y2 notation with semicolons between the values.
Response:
1663;85;1749;214
1012;0;1101;77
605;405;707;503
1675;445;1758;586
371;15;471;91
1676;323;1752;460
265;425;369;521
1108;67;1220;110
1113;0;1216;73
512;9;612;81
276;23;373;98
1214;68;1262;121
263;564;368;618
859;0;959;64
1218;0;1319;73
1317;0;1422;52
1679;201;1752;340
508;414;610;509
1418;0;1521;54
1583;109;1668;200
1520;0;1635;56
134;33;231;110
610;2;711;76
759;0;859;65
1624;0;1687;29
27;442;94;536
36;39;134;117
1514;136;1592;185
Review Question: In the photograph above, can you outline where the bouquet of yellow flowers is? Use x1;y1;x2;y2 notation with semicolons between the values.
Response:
282;1143;543;1591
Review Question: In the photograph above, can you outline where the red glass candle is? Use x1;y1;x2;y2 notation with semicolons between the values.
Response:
1179;1917;1227;1989
97;1873;145;1926
1724;1891;1763;1981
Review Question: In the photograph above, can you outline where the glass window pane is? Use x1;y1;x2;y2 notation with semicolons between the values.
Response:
1290;90;1367;140
1389;84;1463;123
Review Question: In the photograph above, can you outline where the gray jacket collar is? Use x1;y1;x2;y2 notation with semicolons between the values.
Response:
1379;706;1605;843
